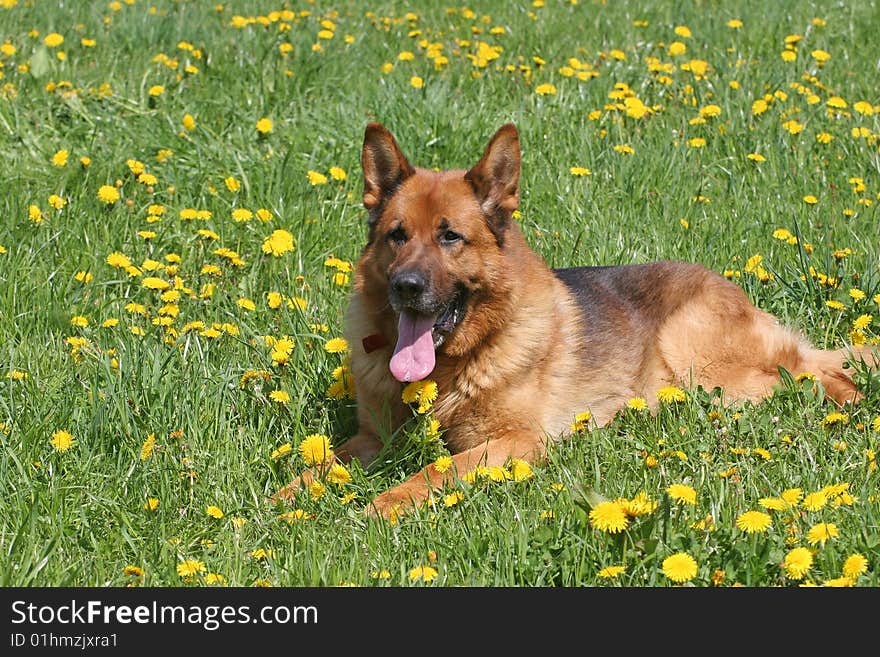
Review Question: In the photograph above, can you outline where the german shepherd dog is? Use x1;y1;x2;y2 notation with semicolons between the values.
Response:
275;122;875;518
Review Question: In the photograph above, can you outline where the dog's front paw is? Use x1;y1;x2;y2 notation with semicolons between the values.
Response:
270;469;317;506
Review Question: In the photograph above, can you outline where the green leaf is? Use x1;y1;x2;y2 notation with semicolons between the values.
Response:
570;484;608;511
30;46;51;78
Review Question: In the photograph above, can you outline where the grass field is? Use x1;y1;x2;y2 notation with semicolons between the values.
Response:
1;0;879;588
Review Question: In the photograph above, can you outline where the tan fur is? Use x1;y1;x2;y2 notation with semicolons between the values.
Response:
273;123;876;518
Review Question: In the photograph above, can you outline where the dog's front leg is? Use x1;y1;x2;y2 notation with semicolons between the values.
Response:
271;433;383;504
366;432;546;519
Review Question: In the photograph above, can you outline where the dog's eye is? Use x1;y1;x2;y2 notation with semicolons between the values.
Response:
387;227;407;245
440;230;463;245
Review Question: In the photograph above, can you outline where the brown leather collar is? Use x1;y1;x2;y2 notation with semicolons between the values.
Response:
362;333;389;353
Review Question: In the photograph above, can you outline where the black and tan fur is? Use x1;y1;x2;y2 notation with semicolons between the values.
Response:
275;122;875;518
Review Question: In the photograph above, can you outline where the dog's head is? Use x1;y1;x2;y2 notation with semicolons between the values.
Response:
357;122;521;382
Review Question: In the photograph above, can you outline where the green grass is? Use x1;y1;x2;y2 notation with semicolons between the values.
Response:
1;0;879;587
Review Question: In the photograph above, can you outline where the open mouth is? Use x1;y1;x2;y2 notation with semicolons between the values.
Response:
431;287;468;348
388;287;469;382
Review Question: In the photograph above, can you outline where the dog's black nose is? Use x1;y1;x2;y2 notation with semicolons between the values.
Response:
391;270;427;301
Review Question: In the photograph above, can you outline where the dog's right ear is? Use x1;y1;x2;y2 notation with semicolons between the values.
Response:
362;123;415;222
464;123;520;246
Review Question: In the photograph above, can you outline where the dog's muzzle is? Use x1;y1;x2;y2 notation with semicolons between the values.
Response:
389;270;468;348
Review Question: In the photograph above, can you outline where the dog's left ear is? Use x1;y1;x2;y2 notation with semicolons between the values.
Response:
464;123;520;245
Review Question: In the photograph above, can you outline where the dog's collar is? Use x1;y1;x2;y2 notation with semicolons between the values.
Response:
362;333;389;353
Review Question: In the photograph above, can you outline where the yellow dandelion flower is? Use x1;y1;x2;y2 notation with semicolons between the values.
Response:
51;429;74;453
307;170;328;185
44;33;64;48
51;149;69;167
144;498;159;511
510;459;534;481
783;547;813;580
852;314;872;331
656;385;686;403
271;443;292;460
269;389;290;404
736;510;772;534
256;117;273;134
535;83;557;96
821;412;849;427
261;229;295;257
97;185;120;204
588;501;629;533
619;492;658;517
409;565;438;583
140;433;156;460
570;410;592;431
434;455;453;473
176;560;206;578
325;463;351;485
278;509;312;523
806;522;838;546
780;488;803;506
801;490;828;511
206;505;224;519
662;552;698;583
401;379;438;413
299;433;333;466
666;483;697;505
626;397;648;411
204;573;226;585
443;491;464;507
324;337;349;353
674;25;692;38
753;447;771;460
853;101;874;116
598;565;626;578
782;120;804;135
842;553;868;579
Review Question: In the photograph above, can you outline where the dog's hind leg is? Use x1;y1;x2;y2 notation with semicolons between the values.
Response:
656;273;874;406
796;344;878;406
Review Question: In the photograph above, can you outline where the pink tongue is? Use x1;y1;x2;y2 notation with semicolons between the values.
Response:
389;311;437;382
